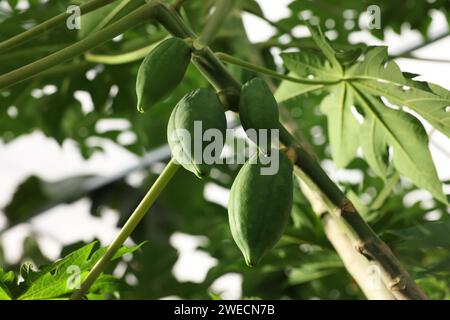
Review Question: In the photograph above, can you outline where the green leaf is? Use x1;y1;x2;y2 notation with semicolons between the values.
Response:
347;47;450;137
17;241;144;300
0;269;15;284
335;48;362;66
0;282;12;300
305;23;343;75
288;254;343;285
359;114;389;178
352;85;446;203
355;79;450;137
281;50;341;82
277;27;447;201
18;242;97;300
241;0;264;17
347;46;405;83
1;266;20;299
90;274;121;297
85;241;147;269
320;83;359;167
275;75;323;103
275;23;344;103
388;220;450;250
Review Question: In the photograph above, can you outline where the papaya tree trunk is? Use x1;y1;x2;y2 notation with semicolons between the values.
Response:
299;179;396;299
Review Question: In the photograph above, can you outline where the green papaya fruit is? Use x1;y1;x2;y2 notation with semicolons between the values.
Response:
228;149;293;266
136;37;191;112
167;88;227;178
239;78;280;153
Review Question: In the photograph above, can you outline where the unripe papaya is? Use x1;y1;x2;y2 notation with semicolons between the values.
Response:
239;78;280;153
228;149;293;267
136;37;191;112
167;88;227;178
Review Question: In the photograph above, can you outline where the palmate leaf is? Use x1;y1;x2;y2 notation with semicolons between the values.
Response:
16;241;144;300
275;23;448;203
347;47;450;137
18;242;97;300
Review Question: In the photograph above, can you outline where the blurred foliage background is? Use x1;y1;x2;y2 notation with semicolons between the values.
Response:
0;0;449;299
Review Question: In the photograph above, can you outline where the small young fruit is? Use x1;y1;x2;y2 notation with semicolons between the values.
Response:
228;149;293;267
239;78;280;153
136;37;191;112
167;88;227;178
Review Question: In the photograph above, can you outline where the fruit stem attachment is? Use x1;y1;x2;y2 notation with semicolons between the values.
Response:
0;0;119;53
69;159;180;300
193;0;235;51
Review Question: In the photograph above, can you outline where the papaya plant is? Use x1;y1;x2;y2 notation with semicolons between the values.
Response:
0;0;449;301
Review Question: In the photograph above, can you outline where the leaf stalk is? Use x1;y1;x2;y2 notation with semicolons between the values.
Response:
69;159;179;300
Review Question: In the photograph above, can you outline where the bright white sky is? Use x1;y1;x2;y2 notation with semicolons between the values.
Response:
0;0;449;299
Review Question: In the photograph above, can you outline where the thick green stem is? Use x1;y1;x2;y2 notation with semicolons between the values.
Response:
39;61;92;77
191;51;242;110
91;0;132;34
85;34;167;64
155;2;194;38
69;159;180;300
193;0;235;50
0;2;159;90
0;0;119;52
171;0;187;11
370;172;400;211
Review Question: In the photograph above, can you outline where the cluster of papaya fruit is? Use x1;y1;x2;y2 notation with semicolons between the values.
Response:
135;37;294;267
